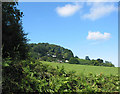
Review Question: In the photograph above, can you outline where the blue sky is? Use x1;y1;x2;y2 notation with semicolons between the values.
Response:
18;2;118;67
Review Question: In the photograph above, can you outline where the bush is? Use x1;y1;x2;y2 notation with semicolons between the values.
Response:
69;57;79;64
2;59;120;93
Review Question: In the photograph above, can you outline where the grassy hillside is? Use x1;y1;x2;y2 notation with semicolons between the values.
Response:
42;61;118;76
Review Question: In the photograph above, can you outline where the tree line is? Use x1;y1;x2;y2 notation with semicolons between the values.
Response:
69;56;115;67
28;43;115;67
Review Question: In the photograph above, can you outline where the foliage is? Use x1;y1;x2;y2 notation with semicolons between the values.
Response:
28;43;114;67
69;57;79;64
2;2;29;60
2;59;119;93
2;58;24;92
85;56;90;60
28;43;74;61
97;58;103;64
77;58;115;67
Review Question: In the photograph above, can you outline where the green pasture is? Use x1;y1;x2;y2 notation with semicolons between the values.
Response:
42;61;118;76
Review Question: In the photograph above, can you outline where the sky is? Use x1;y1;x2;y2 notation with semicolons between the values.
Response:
18;2;118;67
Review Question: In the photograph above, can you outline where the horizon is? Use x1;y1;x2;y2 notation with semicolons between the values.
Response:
18;2;118;67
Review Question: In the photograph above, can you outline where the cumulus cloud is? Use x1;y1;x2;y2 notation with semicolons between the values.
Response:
87;31;111;40
83;3;117;20
56;4;81;17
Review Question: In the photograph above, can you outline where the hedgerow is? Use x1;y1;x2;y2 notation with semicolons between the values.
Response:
2;58;120;93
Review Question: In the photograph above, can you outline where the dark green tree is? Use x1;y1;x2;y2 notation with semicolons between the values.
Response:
69;57;79;64
75;56;79;58
97;58;103;63
85;56;90;60
2;2;28;60
105;61;115;67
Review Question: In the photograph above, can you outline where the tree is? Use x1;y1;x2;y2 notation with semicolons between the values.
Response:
75;56;79;58
33;45;48;57
91;60;99;66
57;54;63;60
105;61;115;67
2;2;28;60
64;51;74;60
105;61;111;63
69;57;79;64
85;56;90;60
97;58;103;63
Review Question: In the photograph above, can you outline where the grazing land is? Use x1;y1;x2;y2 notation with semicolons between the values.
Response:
42;61;118;76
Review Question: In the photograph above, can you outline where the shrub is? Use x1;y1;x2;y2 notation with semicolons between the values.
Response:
69;57;79;64
2;59;120;93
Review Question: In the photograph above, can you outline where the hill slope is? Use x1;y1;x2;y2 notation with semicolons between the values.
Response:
28;43;115;67
29;43;74;62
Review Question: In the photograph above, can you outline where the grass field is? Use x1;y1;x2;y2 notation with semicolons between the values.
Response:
42;61;118;76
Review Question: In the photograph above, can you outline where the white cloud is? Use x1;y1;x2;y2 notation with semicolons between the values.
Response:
56;4;81;17
83;3;117;20
87;31;111;40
